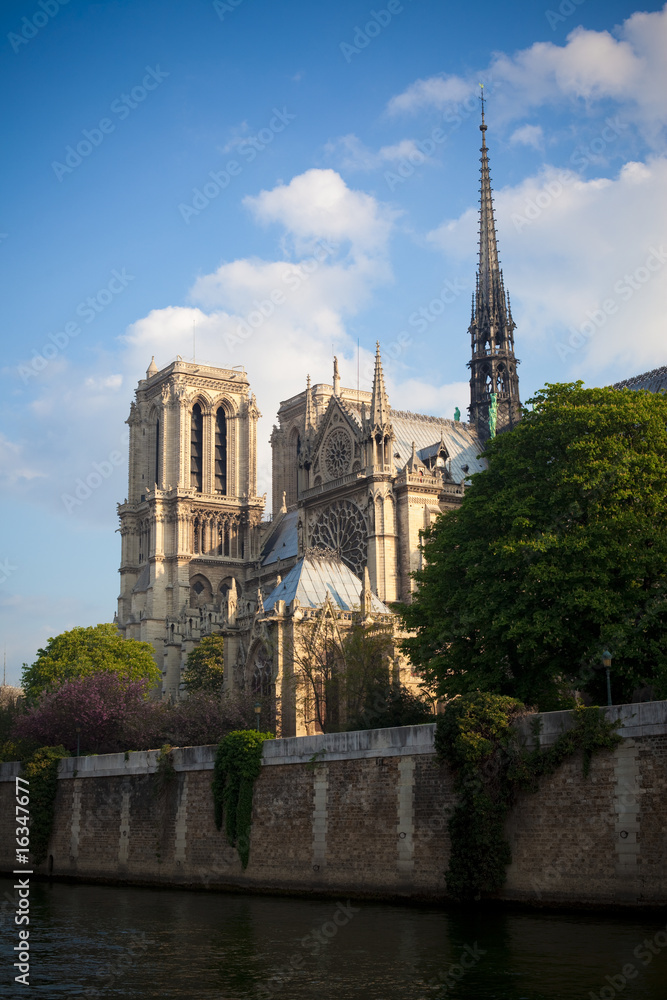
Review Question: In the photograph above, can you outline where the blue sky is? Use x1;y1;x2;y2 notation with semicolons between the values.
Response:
1;0;666;684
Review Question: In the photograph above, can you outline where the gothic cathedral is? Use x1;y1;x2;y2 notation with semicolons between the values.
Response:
115;111;521;735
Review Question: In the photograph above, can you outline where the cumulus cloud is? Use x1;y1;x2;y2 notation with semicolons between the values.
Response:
510;124;544;150
243;168;398;255
386;5;667;145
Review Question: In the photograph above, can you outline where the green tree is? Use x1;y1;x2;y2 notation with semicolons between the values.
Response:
181;634;225;694
21;624;160;704
340;619;394;722
399;383;667;710
291;611;429;732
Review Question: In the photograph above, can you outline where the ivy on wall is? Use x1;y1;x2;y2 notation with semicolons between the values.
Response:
212;730;274;869
435;693;623;901
23;745;70;865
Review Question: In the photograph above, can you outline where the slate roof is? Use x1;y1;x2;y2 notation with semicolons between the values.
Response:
390;411;486;480
263;550;388;614
613;366;667;394
132;564;150;593
261;509;299;566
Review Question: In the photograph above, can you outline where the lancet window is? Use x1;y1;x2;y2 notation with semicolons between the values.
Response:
190;403;203;492
215;407;227;494
154;418;160;488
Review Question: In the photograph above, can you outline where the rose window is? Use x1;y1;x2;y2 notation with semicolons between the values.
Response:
324;429;352;480
310;500;367;577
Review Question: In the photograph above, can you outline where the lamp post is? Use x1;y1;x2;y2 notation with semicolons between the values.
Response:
602;650;612;707
254;701;262;732
76;726;81;758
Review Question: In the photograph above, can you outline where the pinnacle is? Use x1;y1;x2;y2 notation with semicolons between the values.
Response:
370;342;390;427
305;374;316;433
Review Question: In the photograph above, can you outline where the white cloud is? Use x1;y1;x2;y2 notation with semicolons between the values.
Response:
386;5;667;144
510;124;544;150
84;374;123;391
387;377;469;420
243;168;399;255
0;433;47;484
387;74;473;115
325;134;436;172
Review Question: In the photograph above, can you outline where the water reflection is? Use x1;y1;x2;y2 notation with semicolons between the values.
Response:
1;878;666;999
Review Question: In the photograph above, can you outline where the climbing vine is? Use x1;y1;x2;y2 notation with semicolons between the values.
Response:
22;745;70;866
212;729;274;869
435;693;622;901
154;744;176;791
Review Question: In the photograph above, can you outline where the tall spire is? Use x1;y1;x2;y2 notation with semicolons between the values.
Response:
468;90;521;439
477;91;502;317
370;342;390;427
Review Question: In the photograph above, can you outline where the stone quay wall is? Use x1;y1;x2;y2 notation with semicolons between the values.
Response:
1;702;666;908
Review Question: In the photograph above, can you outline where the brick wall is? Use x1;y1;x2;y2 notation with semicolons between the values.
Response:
1;705;666;907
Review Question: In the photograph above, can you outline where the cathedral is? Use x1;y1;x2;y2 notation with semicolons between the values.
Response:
115;107;521;735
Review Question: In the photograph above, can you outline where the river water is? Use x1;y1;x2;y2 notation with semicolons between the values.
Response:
1;879;666;999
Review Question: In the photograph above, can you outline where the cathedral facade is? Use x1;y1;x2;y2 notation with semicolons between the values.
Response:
115;110;521;735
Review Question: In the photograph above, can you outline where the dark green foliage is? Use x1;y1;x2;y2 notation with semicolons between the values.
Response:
181;635;225;694
400;383;667;709
23;745;70;865
436;693;622;901
346;683;434;730
21;624;160;704
212;729;274;869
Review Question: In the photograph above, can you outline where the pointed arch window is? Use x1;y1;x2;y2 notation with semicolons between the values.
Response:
191;404;203;491
215;407;227;494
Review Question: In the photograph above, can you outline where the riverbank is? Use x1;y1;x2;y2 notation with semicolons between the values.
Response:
1;701;666;909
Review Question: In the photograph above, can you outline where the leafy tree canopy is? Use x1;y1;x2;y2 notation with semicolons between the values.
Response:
21;624;161;704
181;634;225;694
399;383;667;710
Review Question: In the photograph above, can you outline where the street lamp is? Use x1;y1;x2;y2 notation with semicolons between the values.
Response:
602;650;612;707
254;701;262;732
76;726;81;758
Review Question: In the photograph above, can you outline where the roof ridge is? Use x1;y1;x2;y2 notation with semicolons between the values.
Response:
390;408;473;429
613;365;667;389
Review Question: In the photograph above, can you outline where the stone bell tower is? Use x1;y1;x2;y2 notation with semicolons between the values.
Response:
116;358;265;694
